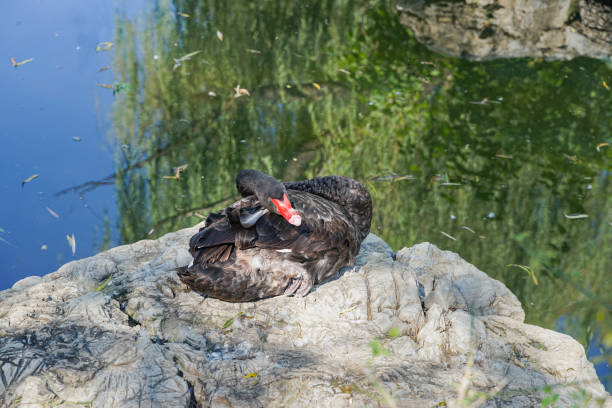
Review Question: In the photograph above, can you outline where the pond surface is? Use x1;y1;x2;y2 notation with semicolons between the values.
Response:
1;0;611;392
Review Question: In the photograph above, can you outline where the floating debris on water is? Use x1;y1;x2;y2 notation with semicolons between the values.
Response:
216;31;224;41
10;57;34;67
596;142;609;152
72;137;82;142
233;85;250;98
41;244;48;251
98;66;109;72
507;264;538;285
95;41;113;52
0;236;15;247
178;12;190;18
564;213;588;219
66;233;76;256
469;97;500;105
46;207;60;218
247;49;261;54
440;231;456;241
208;91;216;97
370;173;415;182
460;225;476;233
163;164;188;180
22;174;39;187
313;82;321;90
173;50;202;70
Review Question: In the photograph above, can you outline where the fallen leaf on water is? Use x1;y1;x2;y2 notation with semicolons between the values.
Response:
178;12;190;18
244;372;258;379
98;83;114;89
313;82;321;90
339;305;358;316
247;49;261;54
0;236;15;247
440;231;456;241
338;68;351;75
563;153;578;162
22;174;39;187
233;85;250;98
95;274;113;292
95;41;113;52
495;153;513;159
596;142;609;152
46;207;60;218
178;50;202;60
172;50;202;70
98;66;109;72
564;213;588;219
604;81;610;91
216;31;224;41
163;164;188;180
507;264;538;285
72;137;82;142
459;225;475;233
66;233;76;256
11;57;34;67
370;174;415;182
175;164;188;178
469;97;500;105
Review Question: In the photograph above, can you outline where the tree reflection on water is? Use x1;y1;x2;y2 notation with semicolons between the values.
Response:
110;0;611;385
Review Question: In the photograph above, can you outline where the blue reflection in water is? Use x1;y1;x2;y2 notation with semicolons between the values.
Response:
0;1;144;289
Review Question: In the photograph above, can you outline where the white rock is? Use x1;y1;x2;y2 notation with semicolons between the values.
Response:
0;226;609;407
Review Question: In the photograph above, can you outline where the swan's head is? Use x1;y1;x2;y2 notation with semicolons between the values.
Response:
271;193;302;226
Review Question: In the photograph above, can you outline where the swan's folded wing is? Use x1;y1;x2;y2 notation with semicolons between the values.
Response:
189;219;236;252
254;213;301;249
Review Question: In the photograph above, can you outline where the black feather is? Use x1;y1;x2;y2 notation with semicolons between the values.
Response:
178;170;372;302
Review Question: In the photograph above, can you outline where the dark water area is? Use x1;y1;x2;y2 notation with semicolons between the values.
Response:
1;0;611;392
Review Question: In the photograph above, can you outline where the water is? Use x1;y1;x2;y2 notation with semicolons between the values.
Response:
1;0;611;391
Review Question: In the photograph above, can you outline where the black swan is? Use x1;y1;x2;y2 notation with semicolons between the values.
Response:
177;169;372;302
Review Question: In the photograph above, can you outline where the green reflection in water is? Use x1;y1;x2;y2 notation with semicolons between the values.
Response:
112;0;611;367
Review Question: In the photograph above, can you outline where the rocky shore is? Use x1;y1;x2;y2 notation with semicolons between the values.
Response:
0;225;609;407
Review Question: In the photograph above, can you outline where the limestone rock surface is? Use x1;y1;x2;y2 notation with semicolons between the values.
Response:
396;0;612;60
0;225;610;407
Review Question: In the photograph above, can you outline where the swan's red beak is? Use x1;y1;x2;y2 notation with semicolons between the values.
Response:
271;193;302;226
